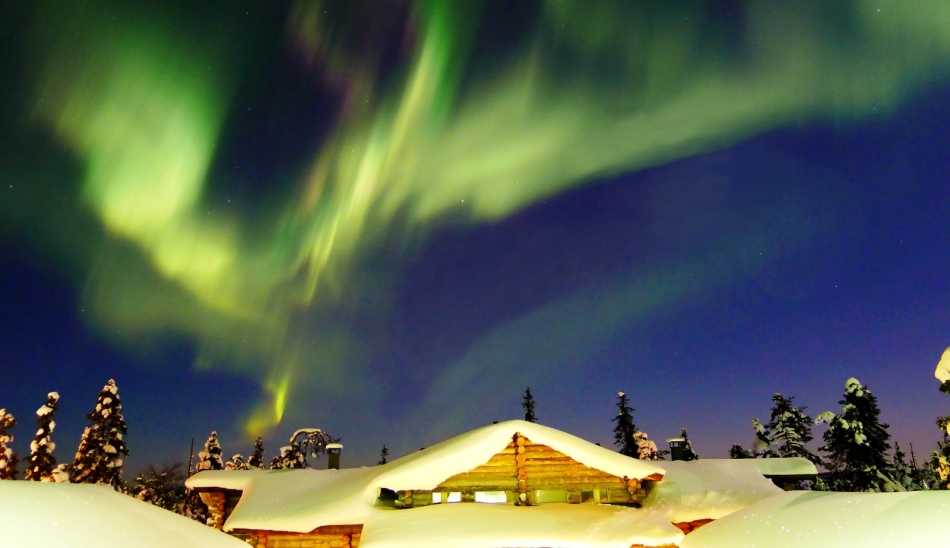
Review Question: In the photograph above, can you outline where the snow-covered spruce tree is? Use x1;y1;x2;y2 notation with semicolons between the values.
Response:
225;454;249;470
729;444;754;459
765;393;822;465
818;377;893;491
613;392;638;457
71;379;129;490
290;428;338;468
679;428;699;460
634;431;669;460
522;387;537;423
195;431;224;471
133;463;186;512
928;416;950;489
891;442;920;491
0;409;18;479
751;417;777;457
247;437;265;469
378;444;389;465
25;392;59;481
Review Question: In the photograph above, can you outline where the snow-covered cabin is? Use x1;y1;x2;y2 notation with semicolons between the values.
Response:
186;420;817;547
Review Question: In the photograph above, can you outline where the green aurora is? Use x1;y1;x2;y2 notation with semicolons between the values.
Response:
8;0;950;437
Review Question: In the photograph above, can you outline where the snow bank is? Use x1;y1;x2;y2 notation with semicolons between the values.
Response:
358;502;683;548
640;459;786;523
372;420;665;492
0;482;245;547
680;490;950;547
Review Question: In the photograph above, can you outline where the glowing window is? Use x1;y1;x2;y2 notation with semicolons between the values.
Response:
474;491;507;504
535;489;568;503
446;492;461;503
432;492;442;504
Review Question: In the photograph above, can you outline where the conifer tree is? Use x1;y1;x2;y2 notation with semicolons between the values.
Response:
522;387;537;423
247;437;265;469
928;416;950;489
818;377;893;491
0;409;18;479
378;444;389;465
25;392;59;481
890;442;918;491
195;431;224;471
612;391;638;457
679;428;699;460
133;463;185;511
729;444;754;459
633;431;669;460
71;379;129;490
225;454;249;470
765;393;821;465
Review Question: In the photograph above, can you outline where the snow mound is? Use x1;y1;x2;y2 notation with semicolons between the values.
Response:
0;482;245;547
680;490;950;547
640;459;789;523
358;502;683;548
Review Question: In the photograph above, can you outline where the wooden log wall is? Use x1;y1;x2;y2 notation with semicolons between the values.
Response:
232;525;362;548
399;432;656;506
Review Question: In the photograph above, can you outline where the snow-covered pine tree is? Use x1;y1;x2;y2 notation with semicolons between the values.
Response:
751;417;776;457
225;454;249;470
765;393;822;465
133;463;186;511
71;379;129;490
729;444;754;459
818;377;893;491
247;437;265;469
928;416;950;489
378;444;389;465
195;431;224;471
522;387;537;423
613;392;638;457
890;442;919;491
679;428;699;460
25;392;59;481
0;409;18;479
633;431;669;460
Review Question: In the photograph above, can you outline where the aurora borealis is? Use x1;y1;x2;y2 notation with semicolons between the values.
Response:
2;1;949;468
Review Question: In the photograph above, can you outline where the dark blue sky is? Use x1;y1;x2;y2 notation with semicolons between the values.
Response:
1;1;948;472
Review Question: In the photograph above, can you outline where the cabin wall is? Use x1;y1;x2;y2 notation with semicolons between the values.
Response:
232;525;362;548
393;433;650;507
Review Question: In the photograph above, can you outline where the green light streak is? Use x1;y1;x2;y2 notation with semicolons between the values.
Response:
23;0;950;437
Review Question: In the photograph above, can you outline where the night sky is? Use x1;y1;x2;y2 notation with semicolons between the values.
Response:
1;1;948;472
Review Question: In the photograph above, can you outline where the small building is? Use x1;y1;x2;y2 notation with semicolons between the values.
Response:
187;420;817;547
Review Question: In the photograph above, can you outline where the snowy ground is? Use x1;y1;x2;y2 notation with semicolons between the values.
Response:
680;490;950;547
0;482;244;547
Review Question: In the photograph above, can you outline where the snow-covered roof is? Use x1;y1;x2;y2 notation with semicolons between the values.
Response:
680;490;950;547
741;457;818;477
186;468;265;491
640;459;786;523
358;502;684;548
372;420;665;491
222;467;380;532
0;482;245;547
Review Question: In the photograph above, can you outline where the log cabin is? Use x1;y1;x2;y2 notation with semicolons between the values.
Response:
186;419;816;547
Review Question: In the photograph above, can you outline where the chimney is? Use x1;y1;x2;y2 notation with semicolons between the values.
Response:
666;438;686;461
326;443;343;470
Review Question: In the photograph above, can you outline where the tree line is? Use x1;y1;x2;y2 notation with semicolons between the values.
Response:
523;376;950;493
